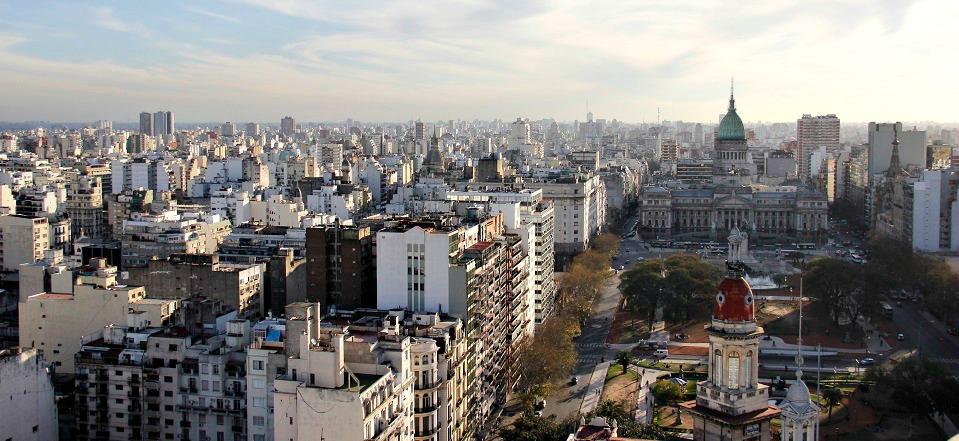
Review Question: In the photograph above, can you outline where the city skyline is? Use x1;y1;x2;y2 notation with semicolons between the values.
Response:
2;0;957;123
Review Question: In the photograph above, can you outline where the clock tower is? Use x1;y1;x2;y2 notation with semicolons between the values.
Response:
681;231;780;440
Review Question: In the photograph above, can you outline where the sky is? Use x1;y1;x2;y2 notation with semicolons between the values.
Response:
1;0;957;124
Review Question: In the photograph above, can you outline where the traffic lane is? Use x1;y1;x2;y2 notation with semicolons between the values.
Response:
896;302;958;351
543;273;621;419
892;302;959;374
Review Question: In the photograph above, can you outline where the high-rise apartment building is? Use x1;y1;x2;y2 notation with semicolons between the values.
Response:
74;316;250;441
446;188;556;323
221;121;237;137
246;122;260;137
280;116;296;136
376;216;531;437
139;112;154;136
415;121;426;140
796;114;840;179
0;214;50;271
305;225;376;310
509;118;531;145
152;111;174;137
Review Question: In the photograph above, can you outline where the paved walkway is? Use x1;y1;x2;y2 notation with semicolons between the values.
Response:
579;361;611;415
630;365;669;424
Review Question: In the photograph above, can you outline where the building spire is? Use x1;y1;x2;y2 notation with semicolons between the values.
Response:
728;77;736;112
887;123;902;178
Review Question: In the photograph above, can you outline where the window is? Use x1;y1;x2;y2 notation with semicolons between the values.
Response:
168;344;178;351
252;360;264;371
727;352;740;389
252;416;265;426
713;350;722;386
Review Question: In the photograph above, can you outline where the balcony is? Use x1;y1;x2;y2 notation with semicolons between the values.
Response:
414;426;439;438
414;403;437;414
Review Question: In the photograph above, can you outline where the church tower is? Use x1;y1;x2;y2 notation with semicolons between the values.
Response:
681;232;780;441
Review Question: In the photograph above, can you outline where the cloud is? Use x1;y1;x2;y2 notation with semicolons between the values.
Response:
0;0;956;123
93;6;133;33
186;6;242;23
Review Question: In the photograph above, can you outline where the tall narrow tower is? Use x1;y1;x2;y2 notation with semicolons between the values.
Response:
681;231;780;440
778;291;820;440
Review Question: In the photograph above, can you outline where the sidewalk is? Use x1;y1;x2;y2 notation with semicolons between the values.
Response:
579;361;611;415
630;365;669;424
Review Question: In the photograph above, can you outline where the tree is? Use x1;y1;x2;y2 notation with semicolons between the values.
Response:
619;255;721;330
514;315;578;402
498;414;569;441
881;357;959;418
589;400;676;440
803;257;869;324
651;380;683;403
592;233;621;259
616;351;632;374
822;387;842;421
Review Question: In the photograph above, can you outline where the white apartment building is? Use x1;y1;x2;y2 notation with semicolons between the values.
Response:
0;347;58;441
74;317;249;441
273;303;415;441
524;174;607;258
0;214;49;271
796;114;840;179
19;258;149;372
446;188;556;324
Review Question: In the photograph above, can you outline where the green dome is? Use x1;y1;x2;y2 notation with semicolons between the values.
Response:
717;94;745;141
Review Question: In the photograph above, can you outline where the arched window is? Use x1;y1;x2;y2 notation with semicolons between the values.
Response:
727;352;740;389
713;350;723;386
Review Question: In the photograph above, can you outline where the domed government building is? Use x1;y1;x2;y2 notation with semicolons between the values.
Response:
638;84;829;240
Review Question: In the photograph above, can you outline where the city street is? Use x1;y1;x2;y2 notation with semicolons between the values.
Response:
543;268;621;419
891;301;959;375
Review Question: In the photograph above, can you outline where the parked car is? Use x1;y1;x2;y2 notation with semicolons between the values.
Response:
858;358;876;366
897;333;905;341
668;377;688;386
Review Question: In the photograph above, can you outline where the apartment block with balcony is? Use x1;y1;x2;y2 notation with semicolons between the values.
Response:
273;302;414;441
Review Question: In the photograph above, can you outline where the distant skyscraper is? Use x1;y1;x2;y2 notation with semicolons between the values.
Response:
221;121;236;137
281;116;296;136
796;114;840;179
414;120;426;140
509;117;531;145
139;112;153;135
246;122;260;137
152;111;174;136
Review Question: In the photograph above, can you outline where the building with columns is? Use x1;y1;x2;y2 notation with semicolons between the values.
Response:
639;186;828;239
638;86;828;240
681;235;780;440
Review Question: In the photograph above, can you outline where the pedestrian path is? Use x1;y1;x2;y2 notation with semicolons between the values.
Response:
630;365;669;424
579;360;611;415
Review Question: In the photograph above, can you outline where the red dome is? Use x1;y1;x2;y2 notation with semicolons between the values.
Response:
713;276;755;322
